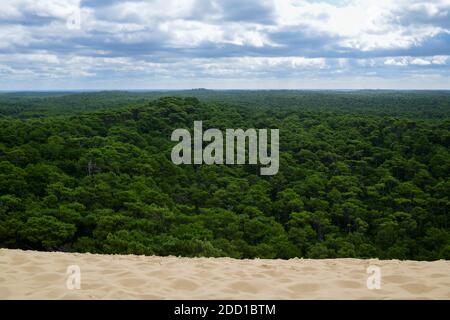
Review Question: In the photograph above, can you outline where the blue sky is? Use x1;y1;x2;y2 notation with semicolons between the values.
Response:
0;0;449;90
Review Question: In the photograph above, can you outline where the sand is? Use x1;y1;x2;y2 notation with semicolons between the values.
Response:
0;248;449;299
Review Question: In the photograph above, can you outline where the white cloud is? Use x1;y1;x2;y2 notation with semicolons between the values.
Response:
273;0;449;51
0;25;32;49
24;0;80;19
0;1;23;20
384;55;449;66
0;0;449;89
411;58;432;65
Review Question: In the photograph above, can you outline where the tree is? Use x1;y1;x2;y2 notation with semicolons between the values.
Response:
19;216;76;250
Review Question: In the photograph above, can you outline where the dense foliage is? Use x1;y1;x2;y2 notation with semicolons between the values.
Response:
0;91;449;260
2;90;449;119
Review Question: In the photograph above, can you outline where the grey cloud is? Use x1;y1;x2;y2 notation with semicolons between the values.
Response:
216;0;275;24
81;0;127;8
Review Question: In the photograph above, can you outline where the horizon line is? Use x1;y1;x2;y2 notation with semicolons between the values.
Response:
1;88;450;93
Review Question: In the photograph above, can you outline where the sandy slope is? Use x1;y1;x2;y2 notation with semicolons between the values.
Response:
0;248;449;299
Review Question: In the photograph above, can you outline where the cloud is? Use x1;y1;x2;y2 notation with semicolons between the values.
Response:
384;55;449;66
216;0;275;24
0;0;449;89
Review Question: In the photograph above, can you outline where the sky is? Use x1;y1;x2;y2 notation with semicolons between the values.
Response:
0;0;449;90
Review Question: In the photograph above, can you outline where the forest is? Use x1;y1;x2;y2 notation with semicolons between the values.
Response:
0;91;449;260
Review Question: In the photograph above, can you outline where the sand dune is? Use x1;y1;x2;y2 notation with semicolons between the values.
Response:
0;249;449;299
